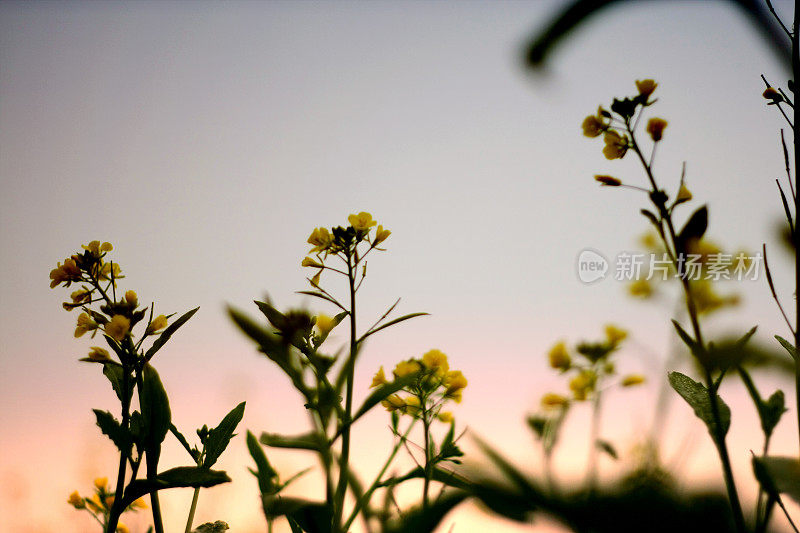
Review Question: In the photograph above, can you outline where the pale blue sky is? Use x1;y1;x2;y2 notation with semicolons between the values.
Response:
0;1;797;531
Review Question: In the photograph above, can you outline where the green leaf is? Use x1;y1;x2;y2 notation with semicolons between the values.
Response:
753;456;800;504
262;497;330;532
93;409;131;456
286;517;304;533
358;312;429;344
246;430;279;495
775;335;797;360
378;466;471;491
170;424;200;463
296;290;346;311
343;373;421;434
671;320;698;353
102;362;131;403
203;402;246;468
675;205;708;255
385;492;469;533
260;431;325;451
191;521;229;533
140;364;172;451
762;390;787;438
668;371;730;438
122;466;230;508
254;299;287;330
145;307;199;361
595;439;618;460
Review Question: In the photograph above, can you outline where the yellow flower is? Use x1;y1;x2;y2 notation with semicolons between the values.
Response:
50;258;82;288
82;241;113;256
307;227;333;253
639;231;658;250
117;524;130;533
582;114;605;138
373;225;391;246
676;185;692;203
604;324;628;347
86;493;104;512
105;495;115;507
635;79;657;98
87;346;111;362
315;314;336;337
621;374;646;387
99;261;122;283
105;315;131;342
443;370;468;403
74;312;99;338
129;497;148;509
421;349;449;376
437;411;454;423
302;257;323;268
541;393;569;409
145;315;168;336
370;366;389;388
628;279;653;298
381;393;406;412
67;491;85;509
94;477;108;490
602;130;628;160
393;359;422;378
548;341;571;371
646;117;668;142
691;280;739;315
594;175;621;187
124;290;138;305
402;395;421;417
569;370;596;401
348;212;377;232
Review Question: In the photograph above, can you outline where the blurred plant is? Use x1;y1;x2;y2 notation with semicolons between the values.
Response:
67;476;147;533
369;350;466;513
231;212;440;533
530;325;644;493
51;241;243;532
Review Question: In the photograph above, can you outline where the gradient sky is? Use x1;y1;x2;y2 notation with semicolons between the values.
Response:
1;0;797;531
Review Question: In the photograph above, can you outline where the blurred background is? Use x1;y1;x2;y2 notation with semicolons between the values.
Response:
0;0;797;531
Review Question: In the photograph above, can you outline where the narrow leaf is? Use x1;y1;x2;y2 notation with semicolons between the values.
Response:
595;439;618;460
753;456;800;504
246;430;279;495
145;307;199;360
260;431;325;451
775;335;797;360
668;371;730;438
358;312;429;344
93;409;131;456
204;402;246;468
140;364;172;450
122;467;230;508
170;424;199;462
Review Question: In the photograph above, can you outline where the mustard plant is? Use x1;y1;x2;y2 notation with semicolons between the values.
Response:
51;241;244;533
230;212;439;533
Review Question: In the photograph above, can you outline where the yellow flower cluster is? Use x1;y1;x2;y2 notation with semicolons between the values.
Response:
302;212;391;287
541;325;644;407
371;349;466;421
51;241;171;360
67;476;146;531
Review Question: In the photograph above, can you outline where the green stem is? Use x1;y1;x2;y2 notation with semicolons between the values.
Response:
106;366;131;533
792;0;800;461
422;403;431;509
586;389;602;493
628;128;746;533
184;487;201;533
333;253;358;532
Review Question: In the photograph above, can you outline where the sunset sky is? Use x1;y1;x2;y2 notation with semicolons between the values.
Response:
1;0;798;531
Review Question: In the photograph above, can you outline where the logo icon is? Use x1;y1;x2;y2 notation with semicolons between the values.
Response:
577;249;609;283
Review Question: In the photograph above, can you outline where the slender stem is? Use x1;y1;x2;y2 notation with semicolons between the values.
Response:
586;389;602;493
333;252;357;532
792;1;800;457
184;487;201;533
106;367;131;533
627;125;746;532
422;403;431;509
